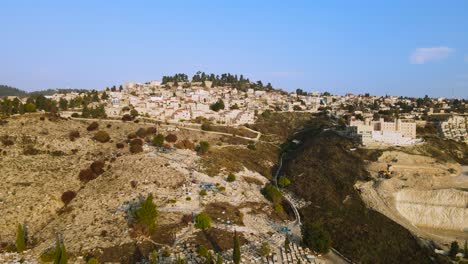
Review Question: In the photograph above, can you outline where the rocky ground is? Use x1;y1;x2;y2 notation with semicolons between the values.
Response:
0;114;314;263
356;149;468;248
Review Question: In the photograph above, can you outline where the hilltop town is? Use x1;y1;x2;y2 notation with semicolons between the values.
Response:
1;72;466;145
0;75;467;264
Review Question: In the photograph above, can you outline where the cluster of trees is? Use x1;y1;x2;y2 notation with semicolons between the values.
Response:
301;220;332;254
0;95;56;115
0;89;106;116
161;73;190;84
81;105;107;119
105;85;123;92
162;72;274;92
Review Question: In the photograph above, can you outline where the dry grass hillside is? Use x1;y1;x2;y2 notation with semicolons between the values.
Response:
0;114;286;263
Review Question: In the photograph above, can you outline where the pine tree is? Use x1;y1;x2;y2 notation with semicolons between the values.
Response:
53;237;68;264
16;224;26;253
216;254;223;264
233;231;241;264
135;194;158;232
284;236;290;253
59;242;68;264
53;238;62;264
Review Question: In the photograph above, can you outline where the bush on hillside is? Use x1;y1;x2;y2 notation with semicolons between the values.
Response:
175;139;194;150
197;141;210;155
79;168;98;182
129;138;144;153
262;184;283;204
90;161;105;175
116;142;125;149
134;194;158;233
165;134;178;143
69;130;80;141
227;173;236;182
136;128;148;138
152;134;165;147
146;127;157;135
61;191;77;205
122;114;133;121
93;131;110;143
87;122;99;131
1;135;14;146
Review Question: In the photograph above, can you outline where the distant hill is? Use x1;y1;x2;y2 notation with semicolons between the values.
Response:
0;85;89;97
0;85;28;97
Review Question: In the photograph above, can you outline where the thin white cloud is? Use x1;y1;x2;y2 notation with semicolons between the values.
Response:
410;46;454;64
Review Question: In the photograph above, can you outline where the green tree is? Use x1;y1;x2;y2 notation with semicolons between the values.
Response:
153;134;165;147
227;173;236;182
197;141;210;154
449;241;459;258
87;257;99;264
59;98;68;110
25;102;36;113
216;254;223;264
53;238;67;264
135;194;158;232
284;236;290;253
150;250;158;264
233;231;241;264
464;240;467;255
262;184;282;205
210;99;225;112
130;109;139;117
198;245;208;257
195;212;212;230
259;242;270;257
177;255;186;264
278;176;291;188
301;221;331;254
16;224;26;253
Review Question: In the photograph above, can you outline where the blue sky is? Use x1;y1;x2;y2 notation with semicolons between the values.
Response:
1;0;467;98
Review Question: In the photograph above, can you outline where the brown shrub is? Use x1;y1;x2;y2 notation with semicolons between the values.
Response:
130;180;138;188
165;134;178;143
130;138;143;146
129;138;144;154
146;127;157;135
116;142;125;149
90;161;105;175
181;214;193;224
61;191;77;205
130;144;143;154
87;121;99;131
136;128;148;138
93;131;110;143
175;139;194;150
127;133;137;140
39;116;45;121
1;135;14;146
106;124;112;128
122;114;133;121
79;168;97;182
69;130;80;141
134;120;140;123
23;145;41;155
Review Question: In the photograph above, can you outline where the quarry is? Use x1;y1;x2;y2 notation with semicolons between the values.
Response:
356;150;468;247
